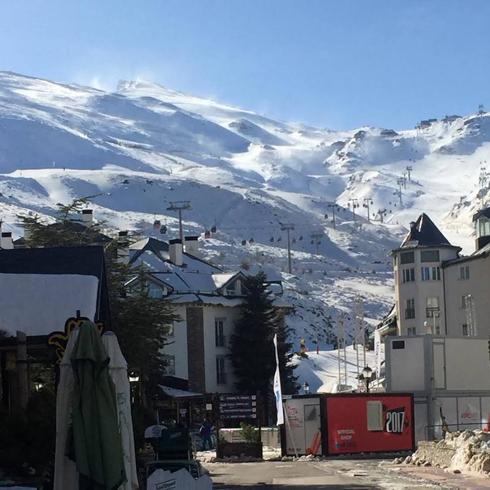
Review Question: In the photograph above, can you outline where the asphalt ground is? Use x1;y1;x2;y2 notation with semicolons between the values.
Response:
204;459;490;490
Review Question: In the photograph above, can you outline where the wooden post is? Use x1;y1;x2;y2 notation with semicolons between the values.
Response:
16;331;29;410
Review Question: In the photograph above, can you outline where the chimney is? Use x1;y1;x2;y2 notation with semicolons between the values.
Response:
1;232;14;250
184;235;200;256
169;239;183;266
117;231;130;264
81;209;94;226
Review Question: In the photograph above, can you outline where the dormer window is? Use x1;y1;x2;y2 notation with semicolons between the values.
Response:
224;279;242;296
148;282;165;298
477;216;490;238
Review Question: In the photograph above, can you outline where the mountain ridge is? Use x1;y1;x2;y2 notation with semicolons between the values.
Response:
0;70;488;347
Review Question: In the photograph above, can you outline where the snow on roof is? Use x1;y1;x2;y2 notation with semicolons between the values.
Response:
212;273;238;289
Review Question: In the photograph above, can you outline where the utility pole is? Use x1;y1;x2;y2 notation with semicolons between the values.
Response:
327;203;339;229
348;198;359;221
310;232;323;255
280;223;295;274
362;198;373;222
337;314;343;388
167;201;191;243
377;208;387;223
406;165;413;182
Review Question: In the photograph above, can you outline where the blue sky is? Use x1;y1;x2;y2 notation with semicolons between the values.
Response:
1;0;489;129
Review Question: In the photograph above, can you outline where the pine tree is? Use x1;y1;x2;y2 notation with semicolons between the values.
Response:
18;200;178;400
230;272;297;395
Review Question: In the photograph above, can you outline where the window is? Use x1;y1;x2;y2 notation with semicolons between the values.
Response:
421;250;440;262
459;265;470;280
462;324;469;337
426;297;440;318
461;295;468;309
163;355;175;375
405;299;415;319
148;282;164;298
421;267;440;281
367;401;383;431
400;251;415;264
215;318;226;347
216;356;226;384
402;268;415;283
392;340;406;349
407;327;416;336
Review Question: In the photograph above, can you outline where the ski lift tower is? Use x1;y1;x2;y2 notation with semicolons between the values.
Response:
167;201;191;244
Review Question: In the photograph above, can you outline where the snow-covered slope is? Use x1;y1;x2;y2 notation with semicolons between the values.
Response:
0;71;488;348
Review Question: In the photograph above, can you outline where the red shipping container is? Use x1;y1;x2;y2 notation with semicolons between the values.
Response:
326;394;414;454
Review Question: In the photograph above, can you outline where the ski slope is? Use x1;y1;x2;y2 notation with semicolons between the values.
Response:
0;71;489;351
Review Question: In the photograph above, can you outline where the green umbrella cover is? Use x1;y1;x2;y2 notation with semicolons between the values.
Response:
71;321;126;490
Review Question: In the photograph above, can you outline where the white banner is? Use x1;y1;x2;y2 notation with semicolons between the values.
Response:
273;334;284;425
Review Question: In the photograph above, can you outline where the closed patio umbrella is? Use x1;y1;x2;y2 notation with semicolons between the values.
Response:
54;326;80;490
71;320;126;490
101;331;139;489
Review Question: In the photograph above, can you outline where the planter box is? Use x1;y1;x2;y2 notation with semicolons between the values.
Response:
216;441;263;459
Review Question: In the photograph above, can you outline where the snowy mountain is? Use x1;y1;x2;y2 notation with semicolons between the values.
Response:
0;71;488;351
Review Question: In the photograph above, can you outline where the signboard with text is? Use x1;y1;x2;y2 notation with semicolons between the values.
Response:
219;394;257;420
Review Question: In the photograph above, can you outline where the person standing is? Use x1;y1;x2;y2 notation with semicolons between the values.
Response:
199;418;214;450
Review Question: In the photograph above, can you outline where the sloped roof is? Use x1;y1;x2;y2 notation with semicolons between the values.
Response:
400;213;453;248
473;207;490;222
129;236;221;273
0;246;111;334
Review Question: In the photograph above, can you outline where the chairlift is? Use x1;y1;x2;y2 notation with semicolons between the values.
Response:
299;235;303;241
204;230;211;239
160;225;167;234
249;238;254;244
211;225;217;233
241;239;247;246
324;213;328;219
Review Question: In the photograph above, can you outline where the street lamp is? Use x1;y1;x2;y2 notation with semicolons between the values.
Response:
303;381;310;395
129;369;141;405
360;366;373;393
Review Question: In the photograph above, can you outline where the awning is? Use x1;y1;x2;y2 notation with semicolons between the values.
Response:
159;385;203;399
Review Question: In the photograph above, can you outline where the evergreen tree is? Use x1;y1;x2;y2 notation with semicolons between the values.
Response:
18;200;178;400
230;272;297;395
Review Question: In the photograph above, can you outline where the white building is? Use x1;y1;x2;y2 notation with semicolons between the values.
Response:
126;235;285;395
391;210;490;338
383;209;490;441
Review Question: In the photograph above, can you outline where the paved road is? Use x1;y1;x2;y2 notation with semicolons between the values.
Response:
204;459;489;490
